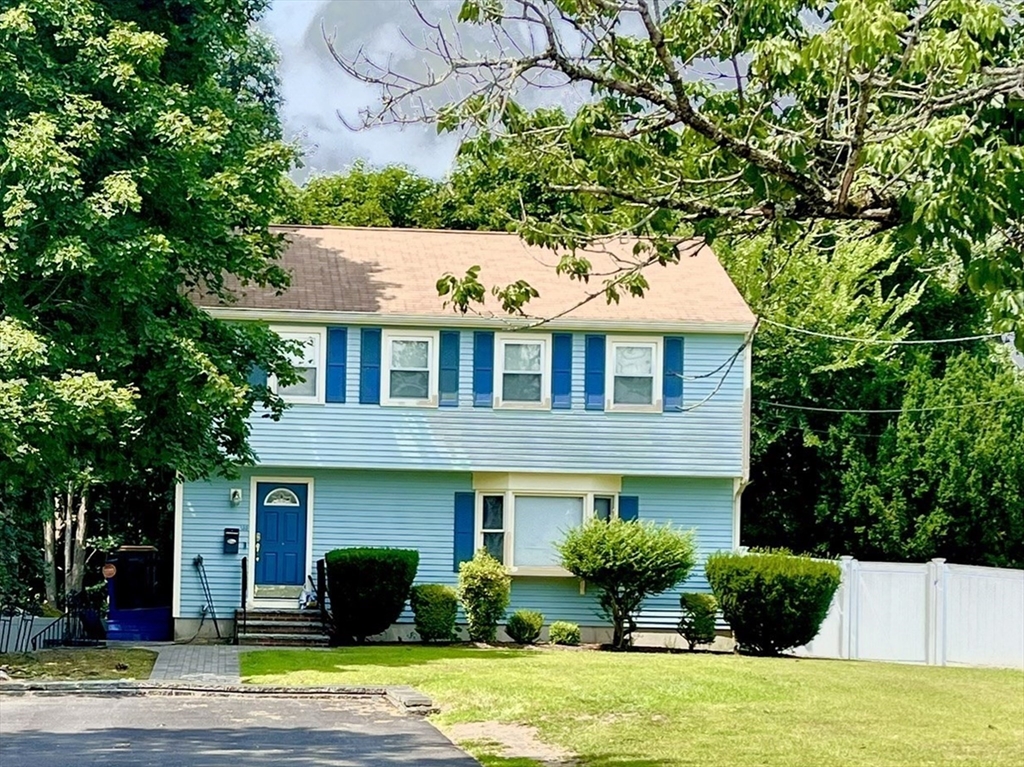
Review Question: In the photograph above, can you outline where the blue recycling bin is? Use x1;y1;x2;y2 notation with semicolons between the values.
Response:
105;546;172;641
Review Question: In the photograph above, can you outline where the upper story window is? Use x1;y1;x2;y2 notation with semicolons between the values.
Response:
495;333;550;409
606;337;663;412
382;329;438;407
270;326;326;405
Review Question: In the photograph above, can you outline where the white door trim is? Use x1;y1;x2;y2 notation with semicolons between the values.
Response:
248;476;315;609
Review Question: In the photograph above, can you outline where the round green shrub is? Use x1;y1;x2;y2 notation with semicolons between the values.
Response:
410;583;458;642
457;549;511;642
505;609;544;644
677;592;718;649
559;518;696;649
549;620;581;646
324;547;419;643
705;551;841;656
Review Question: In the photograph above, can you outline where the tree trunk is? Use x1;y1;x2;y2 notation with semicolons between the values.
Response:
42;509;58;607
68;488;88;594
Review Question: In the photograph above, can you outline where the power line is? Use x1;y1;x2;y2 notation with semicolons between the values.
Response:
756;397;1022;415
759;317;1002;346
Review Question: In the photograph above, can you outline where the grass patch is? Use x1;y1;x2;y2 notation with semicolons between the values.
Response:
242;645;1024;767
0;648;157;681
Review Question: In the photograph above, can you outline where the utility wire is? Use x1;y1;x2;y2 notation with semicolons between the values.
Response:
756;397;1022;414
759;317;1002;345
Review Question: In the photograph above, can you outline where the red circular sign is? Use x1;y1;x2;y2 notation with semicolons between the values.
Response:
102;563;117;579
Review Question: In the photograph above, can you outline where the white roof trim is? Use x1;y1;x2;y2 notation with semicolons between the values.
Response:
202;307;754;335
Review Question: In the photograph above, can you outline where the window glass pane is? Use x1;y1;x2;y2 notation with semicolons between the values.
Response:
279;367;316;397
594;496;613;522
513;496;584;567
504;343;541;372
281;333;318;368
391;339;429;370
615;345;653;376
483;532;505;563
502;373;541;402
482;496;504;530
390;370;429;399
614;376;653;405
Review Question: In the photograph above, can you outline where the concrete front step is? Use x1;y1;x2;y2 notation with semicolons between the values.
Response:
239;619;328;634
237;632;331;647
236;609;323;622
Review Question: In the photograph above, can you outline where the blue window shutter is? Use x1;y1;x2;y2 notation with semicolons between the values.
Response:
663;336;684;411
552;333;572;409
453;492;476;571
473;331;494;408
359;328;381;404
619;496;639;522
584;334;606;410
247;366;267;388
326;327;347;403
439;330;460;407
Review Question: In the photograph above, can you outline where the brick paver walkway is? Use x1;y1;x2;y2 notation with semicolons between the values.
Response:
148;644;241;684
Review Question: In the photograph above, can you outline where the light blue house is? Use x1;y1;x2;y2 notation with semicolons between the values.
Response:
173;226;755;642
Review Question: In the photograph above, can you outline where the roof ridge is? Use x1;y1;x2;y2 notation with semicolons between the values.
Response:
271;224;522;236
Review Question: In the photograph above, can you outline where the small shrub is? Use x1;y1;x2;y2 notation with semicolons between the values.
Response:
677;592;718;649
549;621;581;646
559;518;696;649
457;550;511;642
324;547;419;643
410;584;458;642
705;551;841;656
505;609;544;644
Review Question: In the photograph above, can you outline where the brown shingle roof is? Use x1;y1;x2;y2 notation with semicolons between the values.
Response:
203;226;755;329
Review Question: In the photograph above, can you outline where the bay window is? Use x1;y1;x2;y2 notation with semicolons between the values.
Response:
474;476;622;574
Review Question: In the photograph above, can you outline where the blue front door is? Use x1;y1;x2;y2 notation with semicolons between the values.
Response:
254;482;308;587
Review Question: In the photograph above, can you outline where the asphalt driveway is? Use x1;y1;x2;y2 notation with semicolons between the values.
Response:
0;694;479;766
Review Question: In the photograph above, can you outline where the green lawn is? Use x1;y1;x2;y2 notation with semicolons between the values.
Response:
0;648;157;680
241;646;1024;767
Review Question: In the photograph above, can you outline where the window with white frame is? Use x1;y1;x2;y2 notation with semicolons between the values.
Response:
476;488;619;574
606;337;663;411
382;329;438;406
269;327;326;404
495;333;550;408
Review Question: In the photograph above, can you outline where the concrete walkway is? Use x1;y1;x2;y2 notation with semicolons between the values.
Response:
148;643;242;684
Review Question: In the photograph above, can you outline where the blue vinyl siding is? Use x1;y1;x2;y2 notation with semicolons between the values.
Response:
248;331;746;477
178;470;734;629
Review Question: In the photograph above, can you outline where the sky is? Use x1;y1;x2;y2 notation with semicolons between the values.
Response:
262;0;467;180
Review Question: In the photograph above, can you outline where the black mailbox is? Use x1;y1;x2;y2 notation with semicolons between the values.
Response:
223;528;240;555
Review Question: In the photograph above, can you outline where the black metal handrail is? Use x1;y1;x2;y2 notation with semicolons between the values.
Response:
238;556;248;645
0;611;35;654
316;558;332;639
29;593;104;650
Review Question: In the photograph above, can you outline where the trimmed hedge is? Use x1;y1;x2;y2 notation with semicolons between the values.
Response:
677;592;718;649
457;550;511;642
324;547;419;643
506;609;544;644
549;621;581;646
410;584;458;642
705;551;841;656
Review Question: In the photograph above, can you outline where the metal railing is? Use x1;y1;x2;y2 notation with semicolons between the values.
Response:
315;558;332;640
0;611;36;654
237;556;248;645
29;593;104;650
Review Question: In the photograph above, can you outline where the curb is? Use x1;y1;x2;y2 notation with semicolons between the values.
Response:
0;681;438;714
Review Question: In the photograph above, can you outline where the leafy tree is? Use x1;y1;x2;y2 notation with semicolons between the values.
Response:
559;518;696;649
0;0;298;603
288;162;441;228
338;0;1024;335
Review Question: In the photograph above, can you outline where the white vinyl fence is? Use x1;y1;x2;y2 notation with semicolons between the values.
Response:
796;557;1024;669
